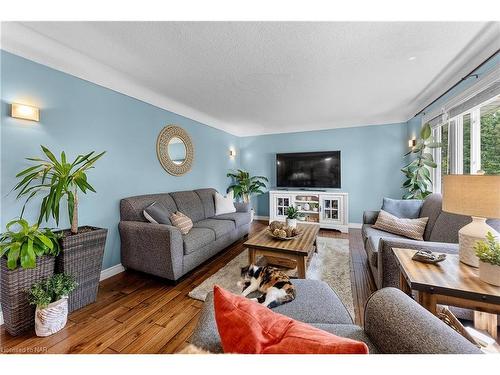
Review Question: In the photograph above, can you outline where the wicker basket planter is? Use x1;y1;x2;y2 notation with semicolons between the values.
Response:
55;226;107;312
0;256;55;336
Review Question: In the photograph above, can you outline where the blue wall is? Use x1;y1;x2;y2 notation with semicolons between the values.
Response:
239;123;407;222
1;51;239;269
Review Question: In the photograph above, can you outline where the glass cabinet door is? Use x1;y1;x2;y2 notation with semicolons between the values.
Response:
320;197;341;223
275;195;292;218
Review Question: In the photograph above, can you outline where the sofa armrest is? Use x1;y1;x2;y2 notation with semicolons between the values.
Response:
234;202;251;213
377;238;459;288
363;210;380;225
364;288;481;354
119;221;184;280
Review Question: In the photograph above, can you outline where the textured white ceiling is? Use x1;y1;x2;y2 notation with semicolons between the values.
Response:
4;21;499;136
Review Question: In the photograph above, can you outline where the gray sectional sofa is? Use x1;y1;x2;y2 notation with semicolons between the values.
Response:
119;188;251;281
190;279;481;354
362;193;500;289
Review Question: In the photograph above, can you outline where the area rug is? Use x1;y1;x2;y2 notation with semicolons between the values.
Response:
188;236;354;319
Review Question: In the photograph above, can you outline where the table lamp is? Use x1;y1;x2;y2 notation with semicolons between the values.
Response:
442;175;500;267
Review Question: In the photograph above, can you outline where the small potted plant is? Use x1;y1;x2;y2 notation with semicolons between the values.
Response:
227;169;268;222
0;219;60;335
14;146;107;312
285;206;301;229
27;273;77;337
474;232;500;286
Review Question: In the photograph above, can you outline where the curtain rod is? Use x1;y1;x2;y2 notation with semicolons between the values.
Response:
414;48;500;118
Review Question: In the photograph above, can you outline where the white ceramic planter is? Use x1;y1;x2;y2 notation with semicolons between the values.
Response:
286;218;297;229
35;297;68;337
478;261;500;287
250;208;255;223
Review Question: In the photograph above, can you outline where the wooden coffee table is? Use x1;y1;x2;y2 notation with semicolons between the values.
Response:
244;223;320;278
393;248;500;339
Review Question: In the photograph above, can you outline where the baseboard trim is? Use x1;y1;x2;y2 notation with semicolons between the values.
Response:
254;215;270;221
100;263;126;281
348;223;363;229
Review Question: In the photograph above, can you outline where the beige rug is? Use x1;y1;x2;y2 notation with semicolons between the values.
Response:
188;237;354;319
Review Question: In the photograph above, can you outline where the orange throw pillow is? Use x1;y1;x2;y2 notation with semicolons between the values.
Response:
213;285;369;354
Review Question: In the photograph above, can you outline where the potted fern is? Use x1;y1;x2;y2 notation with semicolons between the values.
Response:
474;232;500;286
14;145;107;312
0;219;60;335
27;273;77;337
227;169;268;222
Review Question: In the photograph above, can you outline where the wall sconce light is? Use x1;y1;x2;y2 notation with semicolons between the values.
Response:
408;138;417;148
11;103;40;122
229;149;236;158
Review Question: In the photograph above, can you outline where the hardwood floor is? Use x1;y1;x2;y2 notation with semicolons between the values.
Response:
0;221;376;354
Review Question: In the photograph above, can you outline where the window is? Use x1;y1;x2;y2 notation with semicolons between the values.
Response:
431;95;500;193
480;98;500;174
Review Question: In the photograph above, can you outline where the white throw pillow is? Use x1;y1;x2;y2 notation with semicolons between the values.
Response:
215;191;236;216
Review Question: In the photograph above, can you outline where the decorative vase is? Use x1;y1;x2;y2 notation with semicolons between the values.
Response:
459;218;499;267
312;206;318;212
56;226;107;312
35;297;69;337
303;203;311;211
478;261;500;287
250;208;255;222
0;256;55;336
286;218;297;229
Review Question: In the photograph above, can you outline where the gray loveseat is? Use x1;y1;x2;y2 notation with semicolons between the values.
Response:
190;279;480;354
362;193;500;289
119;188;251;281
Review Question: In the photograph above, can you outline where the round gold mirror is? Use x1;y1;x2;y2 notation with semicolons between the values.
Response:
156;125;194;176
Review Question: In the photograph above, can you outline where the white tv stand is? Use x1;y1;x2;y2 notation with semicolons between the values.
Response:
269;189;349;233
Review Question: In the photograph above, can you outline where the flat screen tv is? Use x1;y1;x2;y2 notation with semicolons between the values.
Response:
276;151;341;189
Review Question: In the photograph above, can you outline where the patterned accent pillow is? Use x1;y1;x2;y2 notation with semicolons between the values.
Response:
373;210;428;240
170;211;193;235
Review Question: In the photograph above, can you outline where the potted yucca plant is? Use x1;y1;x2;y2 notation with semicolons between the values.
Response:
28;273;77;337
14;146;107;312
474;232;500;286
0;219;60;335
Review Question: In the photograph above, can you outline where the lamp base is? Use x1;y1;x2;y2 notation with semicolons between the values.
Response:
459;217;499;267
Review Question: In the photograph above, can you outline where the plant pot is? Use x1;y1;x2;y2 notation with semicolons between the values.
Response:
0;256;55;336
478;261;500;287
286;218;297;229
250;209;255;223
55;226;107;312
35;297;68;337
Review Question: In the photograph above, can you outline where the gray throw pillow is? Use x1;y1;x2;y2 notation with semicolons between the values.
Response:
143;202;171;225
382;197;423;219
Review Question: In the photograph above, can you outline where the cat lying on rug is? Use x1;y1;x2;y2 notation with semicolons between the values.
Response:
238;264;296;308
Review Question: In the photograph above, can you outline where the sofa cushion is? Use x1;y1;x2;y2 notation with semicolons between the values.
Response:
194;219;236;239
194;188;217;218
183;227;216;255
170;190;206;223
419;193;443;241
213;212;252;227
362;224;408;244
213;286;369;354
382;197;423;219
429;212;471;243
214;191;236;216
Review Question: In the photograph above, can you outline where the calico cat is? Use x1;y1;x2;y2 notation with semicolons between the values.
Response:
238;264;296;308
